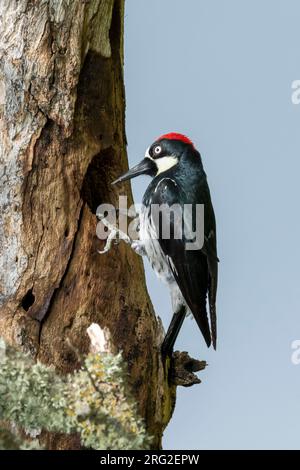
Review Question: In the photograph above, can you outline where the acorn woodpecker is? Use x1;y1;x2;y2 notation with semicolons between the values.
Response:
113;133;218;355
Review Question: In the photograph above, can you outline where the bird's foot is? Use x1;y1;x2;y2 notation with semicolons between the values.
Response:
97;212;145;256
97;212;133;254
131;240;146;257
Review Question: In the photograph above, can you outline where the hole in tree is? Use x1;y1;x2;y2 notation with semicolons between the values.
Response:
81;148;115;214
21;288;35;311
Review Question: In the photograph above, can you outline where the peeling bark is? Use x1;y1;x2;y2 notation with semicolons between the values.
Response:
0;0;204;450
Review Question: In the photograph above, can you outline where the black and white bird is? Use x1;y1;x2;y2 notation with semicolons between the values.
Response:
113;133;218;355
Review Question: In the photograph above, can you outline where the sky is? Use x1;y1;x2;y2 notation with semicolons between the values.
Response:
124;0;300;449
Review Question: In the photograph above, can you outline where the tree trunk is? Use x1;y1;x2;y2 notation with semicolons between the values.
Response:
0;0;203;450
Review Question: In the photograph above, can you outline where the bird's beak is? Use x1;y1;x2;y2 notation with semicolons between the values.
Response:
112;158;156;185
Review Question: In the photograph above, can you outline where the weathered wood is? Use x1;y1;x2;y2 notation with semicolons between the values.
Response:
0;0;205;449
171;352;207;387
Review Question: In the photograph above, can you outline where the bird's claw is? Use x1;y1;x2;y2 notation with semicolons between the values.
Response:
96;212;143;255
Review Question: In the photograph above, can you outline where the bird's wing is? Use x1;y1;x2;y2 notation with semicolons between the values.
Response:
150;177;218;348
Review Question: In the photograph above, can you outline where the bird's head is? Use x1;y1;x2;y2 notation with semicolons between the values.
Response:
112;133;196;185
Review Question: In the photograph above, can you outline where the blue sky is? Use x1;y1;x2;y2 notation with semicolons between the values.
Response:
124;0;300;449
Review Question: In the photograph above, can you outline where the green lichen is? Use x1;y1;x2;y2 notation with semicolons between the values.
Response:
0;338;151;450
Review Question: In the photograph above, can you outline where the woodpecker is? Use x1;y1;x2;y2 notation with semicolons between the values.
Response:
113;133;218;355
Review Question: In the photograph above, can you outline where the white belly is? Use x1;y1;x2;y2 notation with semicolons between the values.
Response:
139;206;173;284
139;206;187;314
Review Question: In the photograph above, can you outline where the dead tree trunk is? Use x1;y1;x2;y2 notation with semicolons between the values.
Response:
0;0;204;449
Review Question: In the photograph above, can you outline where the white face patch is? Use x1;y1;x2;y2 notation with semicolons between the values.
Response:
155;156;178;175
145;147;178;175
145;147;152;159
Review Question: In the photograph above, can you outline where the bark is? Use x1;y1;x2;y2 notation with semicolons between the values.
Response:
0;0;204;450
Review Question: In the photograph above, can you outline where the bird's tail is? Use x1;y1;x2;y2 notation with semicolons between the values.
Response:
209;302;217;350
193;300;212;349
208;271;218;349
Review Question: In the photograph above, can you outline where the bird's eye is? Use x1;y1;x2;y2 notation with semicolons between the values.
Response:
154;145;162;155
